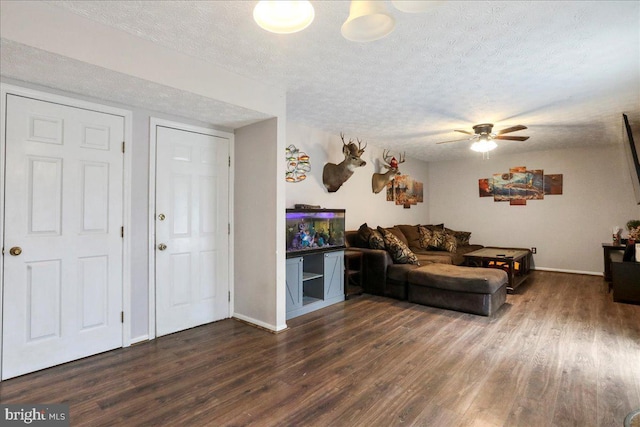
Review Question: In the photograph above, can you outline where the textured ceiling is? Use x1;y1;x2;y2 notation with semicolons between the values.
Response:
3;1;639;161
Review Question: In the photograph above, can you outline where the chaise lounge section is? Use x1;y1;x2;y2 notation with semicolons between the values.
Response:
407;264;508;316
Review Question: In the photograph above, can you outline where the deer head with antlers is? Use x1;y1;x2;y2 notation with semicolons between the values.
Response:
372;149;405;194
322;132;367;193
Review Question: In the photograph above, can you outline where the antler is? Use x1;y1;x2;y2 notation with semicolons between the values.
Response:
382;149;393;166
356;138;367;154
382;150;405;169
340;132;353;146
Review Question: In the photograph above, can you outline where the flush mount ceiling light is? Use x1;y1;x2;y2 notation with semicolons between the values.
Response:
391;1;445;13
341;1;396;42
253;1;315;34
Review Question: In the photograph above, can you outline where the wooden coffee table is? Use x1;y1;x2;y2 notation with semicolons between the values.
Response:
463;247;532;293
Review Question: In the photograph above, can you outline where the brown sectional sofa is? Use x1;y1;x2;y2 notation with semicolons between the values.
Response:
345;224;484;300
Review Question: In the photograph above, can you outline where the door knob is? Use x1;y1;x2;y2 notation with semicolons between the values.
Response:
9;247;22;256
158;213;166;221
158;243;167;251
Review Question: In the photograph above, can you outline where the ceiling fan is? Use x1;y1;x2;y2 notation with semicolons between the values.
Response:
436;124;530;152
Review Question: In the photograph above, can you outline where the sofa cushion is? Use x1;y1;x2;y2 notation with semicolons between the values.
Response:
378;226;419;265
395;224;421;250
387;263;421;282
408;264;507;294
414;251;454;265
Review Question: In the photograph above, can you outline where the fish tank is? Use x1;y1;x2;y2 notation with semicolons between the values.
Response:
286;208;346;256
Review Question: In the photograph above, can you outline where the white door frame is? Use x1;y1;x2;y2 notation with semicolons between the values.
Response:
0;83;133;380
148;118;234;339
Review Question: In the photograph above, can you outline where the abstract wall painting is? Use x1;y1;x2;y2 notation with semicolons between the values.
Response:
544;174;563;195
478;178;493;197
479;166;562;206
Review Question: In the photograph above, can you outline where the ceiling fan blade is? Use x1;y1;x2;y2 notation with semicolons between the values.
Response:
497;125;527;135
436;138;470;145
494;135;530;141
454;129;474;135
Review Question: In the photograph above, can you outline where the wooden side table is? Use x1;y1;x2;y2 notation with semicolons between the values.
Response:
344;250;363;299
602;243;626;292
612;252;640;305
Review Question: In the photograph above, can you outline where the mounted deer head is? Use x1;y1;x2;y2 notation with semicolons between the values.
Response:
372;149;405;194
322;132;367;192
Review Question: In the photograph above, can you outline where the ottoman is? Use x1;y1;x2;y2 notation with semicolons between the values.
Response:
407;263;508;316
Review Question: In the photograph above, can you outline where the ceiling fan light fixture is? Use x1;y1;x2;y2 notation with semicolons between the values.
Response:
341;1;396;42
253;1;315;34
470;138;498;153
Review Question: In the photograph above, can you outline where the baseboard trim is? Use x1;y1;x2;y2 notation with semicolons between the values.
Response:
129;334;149;345
233;313;288;333
532;267;602;276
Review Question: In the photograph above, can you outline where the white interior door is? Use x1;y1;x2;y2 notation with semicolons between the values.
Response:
2;94;124;380
155;125;230;337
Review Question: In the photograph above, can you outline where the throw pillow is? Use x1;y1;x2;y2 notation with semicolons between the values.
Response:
369;228;386;250
445;227;472;246
421;223;445;231
442;231;458;253
417;225;433;249
385;226;409;246
455;231;471;246
429;228;446;250
378;226;419;265
355;223;372;248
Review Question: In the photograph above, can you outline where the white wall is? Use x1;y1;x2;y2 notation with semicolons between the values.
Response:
234;118;287;331
286;122;430;230
428;145;640;274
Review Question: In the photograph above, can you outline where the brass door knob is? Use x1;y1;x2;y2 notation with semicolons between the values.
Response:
9;247;22;256
158;213;166;221
158;243;167;251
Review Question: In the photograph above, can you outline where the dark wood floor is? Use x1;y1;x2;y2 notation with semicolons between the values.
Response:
1;271;639;426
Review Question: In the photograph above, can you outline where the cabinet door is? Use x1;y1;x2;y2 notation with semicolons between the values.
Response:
286;257;303;311
324;250;344;300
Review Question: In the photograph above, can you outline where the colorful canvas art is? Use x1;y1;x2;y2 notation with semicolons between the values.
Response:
285;144;310;182
528;169;544;200
479;166;562;206
478;178;493;197
544;174;563;194
386;175;424;208
492;173;512;202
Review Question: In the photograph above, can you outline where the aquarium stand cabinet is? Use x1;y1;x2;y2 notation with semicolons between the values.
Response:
286;249;345;320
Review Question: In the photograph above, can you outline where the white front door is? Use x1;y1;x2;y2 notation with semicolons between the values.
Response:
154;124;230;337
2;94;124;380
